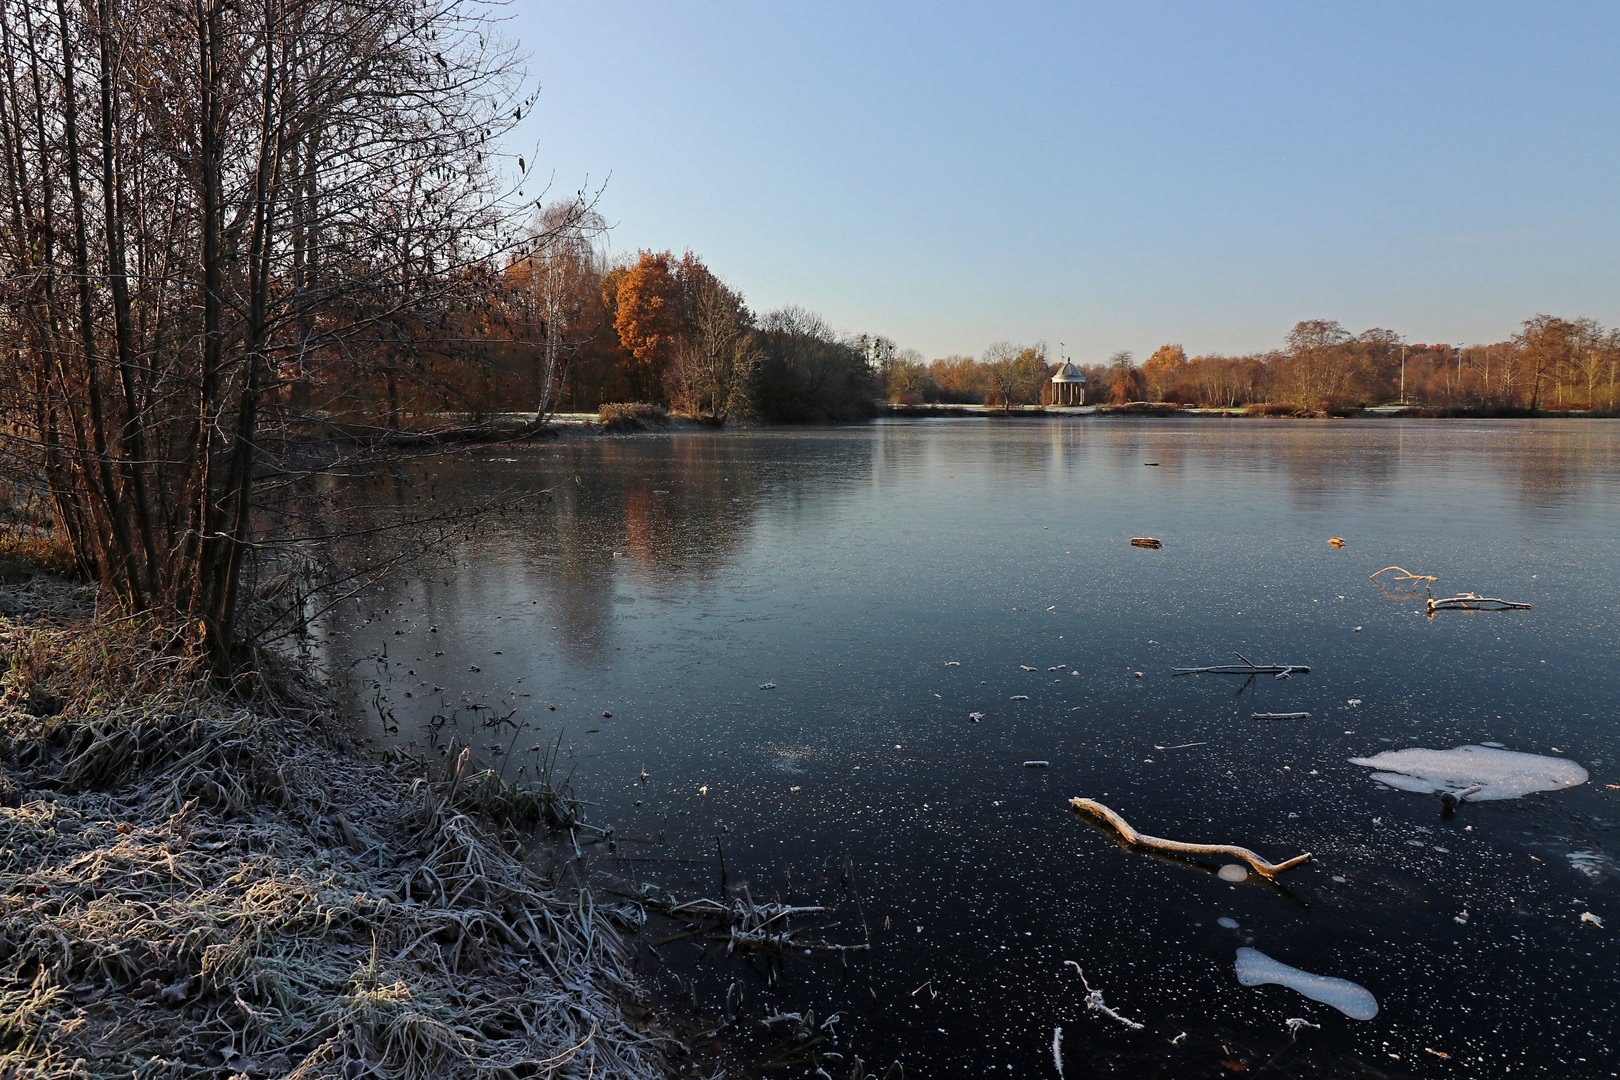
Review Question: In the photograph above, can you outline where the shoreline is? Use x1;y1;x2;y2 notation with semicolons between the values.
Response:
873;402;1618;419
0;572;670;1079
320;404;1620;453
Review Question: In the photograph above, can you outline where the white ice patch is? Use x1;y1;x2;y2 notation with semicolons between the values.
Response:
1567;850;1612;881
1217;917;1240;930
1349;745;1587;801
1234;948;1378;1020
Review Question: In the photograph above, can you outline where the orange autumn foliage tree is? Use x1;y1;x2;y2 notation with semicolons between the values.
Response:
1143;344;1188;401
603;251;680;398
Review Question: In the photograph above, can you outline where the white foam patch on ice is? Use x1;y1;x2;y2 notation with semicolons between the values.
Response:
1348;745;1587;801
1234;948;1378;1020
1217;917;1240;930
1567;850;1611;881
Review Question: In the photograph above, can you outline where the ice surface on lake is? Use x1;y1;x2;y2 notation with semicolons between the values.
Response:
1349;745;1587;801
1235;948;1378;1019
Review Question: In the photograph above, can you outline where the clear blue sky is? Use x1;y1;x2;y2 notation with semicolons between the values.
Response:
505;1;1618;363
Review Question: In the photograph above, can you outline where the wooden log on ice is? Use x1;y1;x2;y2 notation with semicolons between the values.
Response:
1252;712;1311;720
1070;798;1312;878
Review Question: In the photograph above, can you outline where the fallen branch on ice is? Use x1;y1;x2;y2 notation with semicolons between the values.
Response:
1427;594;1531;614
1069;798;1312;878
1172;652;1309;679
1370;567;1529;615
1252;712;1310;720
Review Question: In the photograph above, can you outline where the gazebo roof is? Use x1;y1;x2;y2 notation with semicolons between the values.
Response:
1050;361;1086;384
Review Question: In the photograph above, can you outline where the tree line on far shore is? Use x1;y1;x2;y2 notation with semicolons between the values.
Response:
878;316;1620;414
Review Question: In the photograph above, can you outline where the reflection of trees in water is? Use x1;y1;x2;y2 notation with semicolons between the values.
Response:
869;420;1071;493
1510;424;1619;514
487;437;772;663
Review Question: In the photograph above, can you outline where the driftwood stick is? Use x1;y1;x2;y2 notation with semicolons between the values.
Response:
1427;595;1531;613
1173;661;1310;678
1070;798;1312;878
1252;712;1310;720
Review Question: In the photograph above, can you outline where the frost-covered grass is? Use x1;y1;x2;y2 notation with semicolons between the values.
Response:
0;579;666;1080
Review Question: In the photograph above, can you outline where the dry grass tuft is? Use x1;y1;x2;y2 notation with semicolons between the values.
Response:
0;525;80;584
0;588;667;1080
597;403;669;433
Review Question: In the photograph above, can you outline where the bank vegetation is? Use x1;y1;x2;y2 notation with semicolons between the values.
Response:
876;316;1620;415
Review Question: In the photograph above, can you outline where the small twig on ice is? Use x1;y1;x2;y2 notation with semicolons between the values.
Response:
1370;566;1437;588
1172;653;1310;679
1427;594;1531;614
1065;960;1143;1030
1070;798;1312;877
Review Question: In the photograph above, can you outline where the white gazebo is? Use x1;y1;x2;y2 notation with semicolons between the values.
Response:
1048;361;1087;406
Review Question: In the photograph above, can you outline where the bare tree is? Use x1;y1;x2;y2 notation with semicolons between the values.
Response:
1276;319;1360;411
981;341;1047;410
665;275;756;423
0;0;532;668
1103;350;1143;405
509;198;608;422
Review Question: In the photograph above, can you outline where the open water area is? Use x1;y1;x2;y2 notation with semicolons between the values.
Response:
328;418;1618;1078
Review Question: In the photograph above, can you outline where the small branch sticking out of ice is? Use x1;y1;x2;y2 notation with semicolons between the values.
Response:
1285;1018;1320;1035
1065;961;1144;1029
1052;1026;1064;1079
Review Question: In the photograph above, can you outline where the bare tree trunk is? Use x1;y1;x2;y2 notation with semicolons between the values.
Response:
56;0;144;605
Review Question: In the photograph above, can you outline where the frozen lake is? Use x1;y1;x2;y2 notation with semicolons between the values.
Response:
334;417;1619;1077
